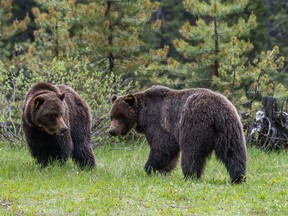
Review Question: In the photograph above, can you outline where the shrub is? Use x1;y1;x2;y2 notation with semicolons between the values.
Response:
0;62;29;144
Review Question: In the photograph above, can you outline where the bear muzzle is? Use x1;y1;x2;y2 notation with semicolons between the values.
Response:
108;128;117;136
43;125;69;136
55;117;69;135
58;126;69;135
109;121;121;136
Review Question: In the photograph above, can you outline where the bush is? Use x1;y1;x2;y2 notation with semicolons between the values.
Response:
0;62;29;144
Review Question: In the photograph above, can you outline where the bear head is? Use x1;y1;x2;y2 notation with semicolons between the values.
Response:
31;92;69;135
109;94;137;136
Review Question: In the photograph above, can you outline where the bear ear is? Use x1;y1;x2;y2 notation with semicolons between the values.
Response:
111;94;118;103
124;94;136;106
59;92;66;101
34;96;45;109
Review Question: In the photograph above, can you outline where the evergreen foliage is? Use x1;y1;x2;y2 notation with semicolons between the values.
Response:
238;46;287;127
173;0;256;89
147;0;194;60
243;0;288;85
268;0;288;83
0;0;30;62
29;0;160;75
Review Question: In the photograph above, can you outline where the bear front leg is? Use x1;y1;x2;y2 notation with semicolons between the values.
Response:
35;154;49;167
38;155;69;167
34;148;69;167
72;145;96;169
70;118;96;169
144;147;180;175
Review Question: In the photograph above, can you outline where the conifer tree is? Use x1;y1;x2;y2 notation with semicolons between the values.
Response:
146;0;193;60
0;0;30;63
173;0;256;89
93;0;161;77
268;0;288;82
25;0;163;82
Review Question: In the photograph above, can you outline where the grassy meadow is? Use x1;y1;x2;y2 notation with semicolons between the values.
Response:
0;139;287;215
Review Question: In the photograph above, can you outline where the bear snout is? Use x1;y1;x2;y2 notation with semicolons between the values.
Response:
59;126;69;135
54;117;69;135
53;125;69;136
109;128;117;136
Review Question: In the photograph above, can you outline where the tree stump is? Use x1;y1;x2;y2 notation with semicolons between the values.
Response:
249;97;288;150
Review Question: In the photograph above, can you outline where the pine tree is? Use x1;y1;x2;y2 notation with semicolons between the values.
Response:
268;0;288;83
242;0;288;85
173;0;256;89
0;0;30;63
95;0;159;74
24;0;162;82
239;46;286;117
146;0;194;60
25;0;92;71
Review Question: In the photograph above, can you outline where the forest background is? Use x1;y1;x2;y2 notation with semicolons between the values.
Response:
0;0;288;147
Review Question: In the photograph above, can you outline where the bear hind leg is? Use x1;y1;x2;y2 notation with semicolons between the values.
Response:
181;147;213;180
179;126;214;180
214;134;247;184
215;150;246;184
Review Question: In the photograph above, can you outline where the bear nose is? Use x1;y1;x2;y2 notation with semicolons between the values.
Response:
60;127;69;135
109;129;117;136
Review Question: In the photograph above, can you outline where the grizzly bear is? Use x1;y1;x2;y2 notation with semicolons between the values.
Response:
22;82;96;168
109;85;247;183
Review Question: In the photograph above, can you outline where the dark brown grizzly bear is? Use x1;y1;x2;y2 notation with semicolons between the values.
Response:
22;82;96;168
109;85;247;183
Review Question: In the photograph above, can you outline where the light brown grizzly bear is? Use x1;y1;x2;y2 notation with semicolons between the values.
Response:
22;82;95;168
109;85;247;183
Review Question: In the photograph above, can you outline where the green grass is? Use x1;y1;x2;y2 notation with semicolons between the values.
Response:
0;140;287;216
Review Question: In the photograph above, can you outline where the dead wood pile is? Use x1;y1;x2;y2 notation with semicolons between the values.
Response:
249;97;288;150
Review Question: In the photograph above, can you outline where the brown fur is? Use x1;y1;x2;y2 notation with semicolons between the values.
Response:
109;85;247;183
22;82;96;168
